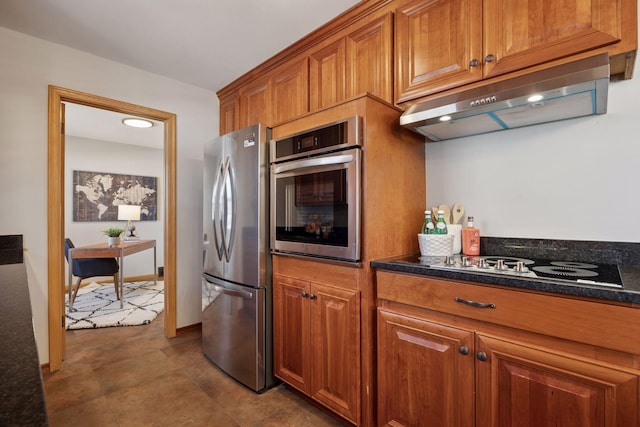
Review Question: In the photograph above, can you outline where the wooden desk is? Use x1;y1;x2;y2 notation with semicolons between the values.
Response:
68;239;157;310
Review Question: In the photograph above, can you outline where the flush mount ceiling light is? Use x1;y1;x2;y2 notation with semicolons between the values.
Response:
122;118;154;128
439;115;452;122
527;94;544;103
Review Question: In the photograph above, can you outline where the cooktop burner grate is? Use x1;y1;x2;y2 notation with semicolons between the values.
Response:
410;254;623;288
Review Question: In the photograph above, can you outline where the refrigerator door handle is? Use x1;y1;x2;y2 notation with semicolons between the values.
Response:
211;158;225;261
220;157;237;263
212;156;237;263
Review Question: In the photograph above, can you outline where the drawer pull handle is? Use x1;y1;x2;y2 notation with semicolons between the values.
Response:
455;297;495;309
459;346;469;355
477;351;488;362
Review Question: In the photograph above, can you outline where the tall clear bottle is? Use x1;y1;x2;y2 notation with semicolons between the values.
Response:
421;210;434;234
434;210;448;235
462;216;480;256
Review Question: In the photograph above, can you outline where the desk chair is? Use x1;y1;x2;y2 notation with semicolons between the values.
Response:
64;238;120;311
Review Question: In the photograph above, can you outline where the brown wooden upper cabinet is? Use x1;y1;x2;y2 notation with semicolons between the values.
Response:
272;57;310;125
219;90;239;136
346;13;393;104
239;74;271;129
310;13;393;112
395;0;628;103
227;57;309;132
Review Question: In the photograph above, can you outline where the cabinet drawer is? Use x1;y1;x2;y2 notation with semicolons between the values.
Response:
376;271;640;355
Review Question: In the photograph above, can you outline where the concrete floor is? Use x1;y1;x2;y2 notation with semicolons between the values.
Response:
42;310;349;426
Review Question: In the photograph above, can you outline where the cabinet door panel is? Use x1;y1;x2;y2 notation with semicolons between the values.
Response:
346;13;393;103
272;58;309;124
309;39;346;111
377;309;475;427
484;0;622;78
476;334;639;427
239;75;271;128
311;283;360;424
395;0;483;103
273;275;311;394
219;91;239;135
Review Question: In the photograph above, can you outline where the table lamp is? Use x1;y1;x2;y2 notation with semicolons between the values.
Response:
118;205;141;241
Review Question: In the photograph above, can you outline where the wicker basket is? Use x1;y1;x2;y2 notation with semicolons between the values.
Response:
418;233;454;257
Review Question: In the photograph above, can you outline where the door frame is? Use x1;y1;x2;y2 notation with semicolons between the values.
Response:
47;85;177;371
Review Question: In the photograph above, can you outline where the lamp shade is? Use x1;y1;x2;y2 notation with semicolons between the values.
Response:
118;204;141;221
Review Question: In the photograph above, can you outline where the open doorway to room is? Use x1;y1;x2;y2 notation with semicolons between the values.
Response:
47;86;177;371
63;103;164;327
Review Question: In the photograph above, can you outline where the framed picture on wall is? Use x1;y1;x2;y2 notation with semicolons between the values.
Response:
72;170;158;222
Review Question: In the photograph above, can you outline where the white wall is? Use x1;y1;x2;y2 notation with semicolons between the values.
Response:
65;136;164;277
0;26;217;363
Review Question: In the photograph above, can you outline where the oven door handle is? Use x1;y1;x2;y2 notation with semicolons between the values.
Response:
272;153;354;174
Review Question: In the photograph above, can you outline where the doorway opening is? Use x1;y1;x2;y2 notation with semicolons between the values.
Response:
47;86;177;371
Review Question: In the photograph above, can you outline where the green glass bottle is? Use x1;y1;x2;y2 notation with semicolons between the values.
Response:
434;210;448;234
421;210;434;234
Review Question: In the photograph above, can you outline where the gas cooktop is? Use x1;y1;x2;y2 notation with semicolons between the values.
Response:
402;255;623;288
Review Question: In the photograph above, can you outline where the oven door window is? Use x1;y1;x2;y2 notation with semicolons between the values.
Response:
274;168;350;247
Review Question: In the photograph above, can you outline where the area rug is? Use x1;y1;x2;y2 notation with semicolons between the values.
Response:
65;280;164;330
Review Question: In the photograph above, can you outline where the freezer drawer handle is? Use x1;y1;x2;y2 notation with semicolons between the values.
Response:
212;284;253;300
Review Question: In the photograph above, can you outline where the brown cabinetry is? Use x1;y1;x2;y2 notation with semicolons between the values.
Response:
376;271;640;427
219;90;239;136
273;273;361;424
377;310;474;426
218;9;395;132
395;0;632;103
272;57;309;124
219;0;636;131
309;39;346;111
345;13;393;103
239;74;271;128
236;57;309;129
476;334;639;427
309;13;394;112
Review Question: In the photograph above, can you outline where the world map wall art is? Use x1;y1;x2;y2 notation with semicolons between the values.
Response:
73;170;158;222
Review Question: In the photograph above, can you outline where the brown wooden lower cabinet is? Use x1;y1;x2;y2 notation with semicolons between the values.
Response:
476;334;639;427
376;271;640;427
273;273;361;425
377;310;475;426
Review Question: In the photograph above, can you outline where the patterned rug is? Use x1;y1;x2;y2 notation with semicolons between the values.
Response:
66;280;164;330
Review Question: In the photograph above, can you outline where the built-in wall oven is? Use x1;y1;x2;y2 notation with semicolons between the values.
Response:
270;116;361;263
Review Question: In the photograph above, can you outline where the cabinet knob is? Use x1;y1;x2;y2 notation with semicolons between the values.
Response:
469;58;479;67
301;291;308;298
477;351;488;362
485;54;495;63
309;293;316;300
459;346;469;355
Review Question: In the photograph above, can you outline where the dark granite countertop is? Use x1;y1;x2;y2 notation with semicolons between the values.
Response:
371;238;640;305
0;263;49;426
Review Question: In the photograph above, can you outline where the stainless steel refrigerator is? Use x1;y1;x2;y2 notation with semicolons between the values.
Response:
202;123;275;392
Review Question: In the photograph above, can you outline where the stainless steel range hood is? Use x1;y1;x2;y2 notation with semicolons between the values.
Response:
400;53;610;141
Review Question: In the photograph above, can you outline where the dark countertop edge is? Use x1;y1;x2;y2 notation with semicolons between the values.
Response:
371;257;640;305
0;263;49;426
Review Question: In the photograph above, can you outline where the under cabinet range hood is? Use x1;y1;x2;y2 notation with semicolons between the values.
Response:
400;53;610;141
